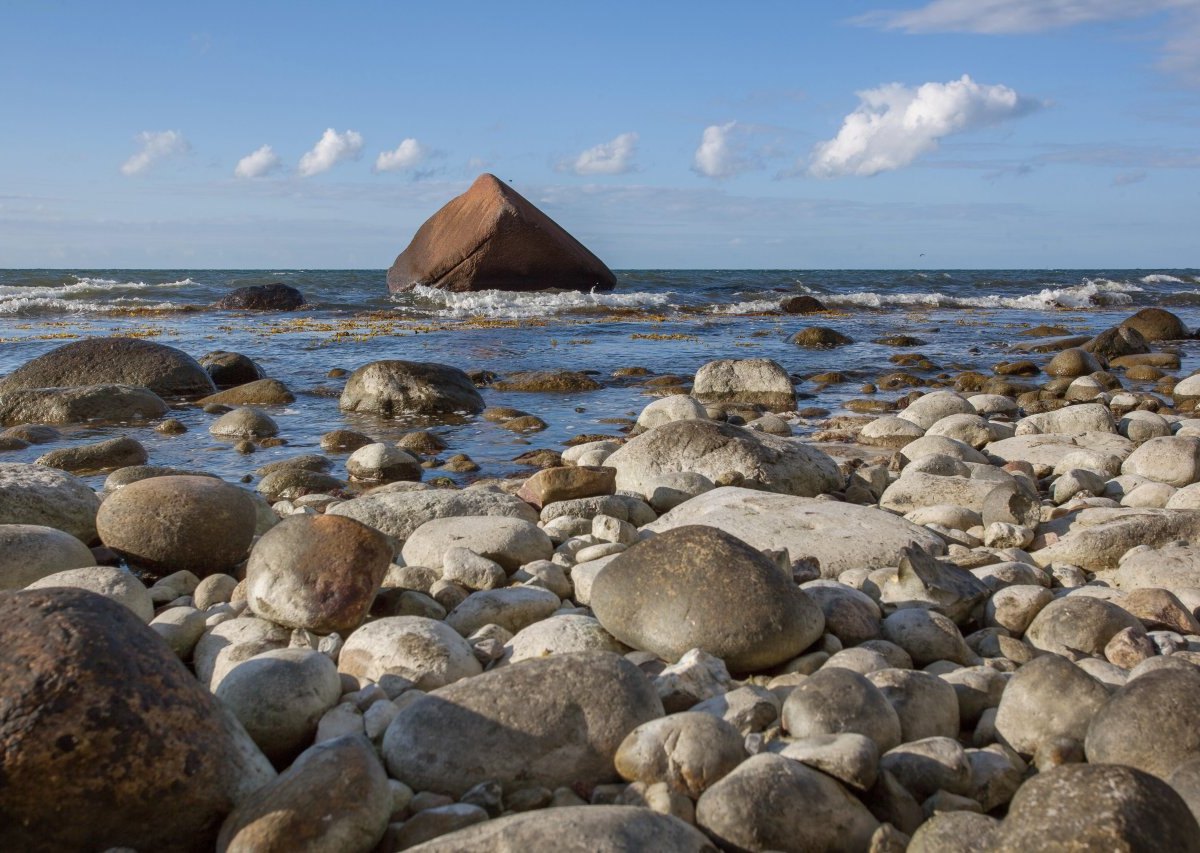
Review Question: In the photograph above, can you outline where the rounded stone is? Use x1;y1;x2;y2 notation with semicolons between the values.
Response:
0;384;169;426
209;407;279;439
801;580;882;646
695;753;878;853
1122;307;1190;342
26;566;154;622
0;588;275;852
1025;595;1146;658
994;654;1110;757
339;360;484;416
217;735;391;853
989;763;1200;852
0;462;100;543
615;712;747;799
215;648;342;765
199;350;264;388
345;443;422;483
337;616;481;689
1085;667;1200;779
790;326;853;348
501;614;627;665
781;667;902;752
401;515;553;572
0;337;216;398
1121;435;1200;487
591;525;825;671
327;488;537;543
96;475;257;576
244;514;392;635
397;806;714;852
691;358;796;412
381;651;663;797
866;668;960;742
0;523;95;589
881;608;974;666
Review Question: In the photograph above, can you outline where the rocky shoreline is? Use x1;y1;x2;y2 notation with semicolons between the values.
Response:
3;307;1200;850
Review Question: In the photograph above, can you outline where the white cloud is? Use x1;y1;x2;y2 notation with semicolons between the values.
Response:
692;121;757;179
854;0;1189;34
375;138;430;172
297;128;364;177
120;130;189;176
809;75;1039;178
234;144;282;179
563;132;639;175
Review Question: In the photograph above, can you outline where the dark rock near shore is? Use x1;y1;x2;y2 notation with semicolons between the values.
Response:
0;588;274;853
0;338;216;399
1084;325;1150;360
36;435;148;473
216;282;305;311
1122;306;1191;341
339;360;484;416
200;351;265;388
387;173;616;294
790;327;853;348
491;370;603;392
0;384;168;426
780;295;827;314
200;379;294;407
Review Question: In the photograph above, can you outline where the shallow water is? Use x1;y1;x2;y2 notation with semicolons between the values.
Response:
1;268;1198;489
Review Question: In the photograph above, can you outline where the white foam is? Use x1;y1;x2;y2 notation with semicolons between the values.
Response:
823;278;1142;311
1141;274;1186;284
396;284;674;319
711;299;782;314
0;276;195;315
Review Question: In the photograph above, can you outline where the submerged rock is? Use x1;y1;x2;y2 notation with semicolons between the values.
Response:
215;282;305;310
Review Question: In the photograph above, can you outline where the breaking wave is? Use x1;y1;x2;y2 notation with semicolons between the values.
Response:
396;284;676;319
821;278;1143;311
0;276;193;315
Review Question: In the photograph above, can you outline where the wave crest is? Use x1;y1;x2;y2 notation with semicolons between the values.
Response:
395;284;675;319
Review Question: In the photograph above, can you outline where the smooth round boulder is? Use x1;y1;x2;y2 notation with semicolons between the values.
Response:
26;566;154;622
1121;435;1200;487
215;648;342;765
217;735;391;853
381;651;663;797
327;488;537;542
695;753;879;853
690;358;796;413
96;475;257;576
590;525;825;671
604;419;842;499
199;350;264;388
989;763;1200;852
790;326;853;348
0;384;168;426
1122;307;1190;342
636;394;711;430
896;391;976;431
337;616;481;689
215;282;305;311
1046;347;1104;378
0;588;275;852
782;667;902;752
244;514;391;635
401;515;552;572
0;523;95;589
615;712;747;798
501;614;627;665
0;337;216;398
398;806;714;853
0;462;100;542
1085;667;1200;779
1025;595;1146;658
209;407;279;439
36;435;148;473
345;443;422;483
994;654;1110;757
866;668;960;742
339;360;484;416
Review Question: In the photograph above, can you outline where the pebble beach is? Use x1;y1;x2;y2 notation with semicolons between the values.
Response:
4;269;1200;851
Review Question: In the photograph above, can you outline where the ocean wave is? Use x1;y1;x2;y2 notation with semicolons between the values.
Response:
711;299;782;314
0;276;195;316
820;278;1143;311
395;285;675;319
1140;274;1188;284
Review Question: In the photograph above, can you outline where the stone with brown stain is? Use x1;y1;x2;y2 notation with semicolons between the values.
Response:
517;465;616;509
0;588;274;853
97;474;257;576
244;514;392;635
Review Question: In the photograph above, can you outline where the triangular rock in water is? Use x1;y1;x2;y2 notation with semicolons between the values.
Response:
881;545;990;624
386;173;617;293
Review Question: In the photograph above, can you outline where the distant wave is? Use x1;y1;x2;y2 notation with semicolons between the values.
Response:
396;284;675;319
821;278;1142;311
1141;273;1188;284
0;276;194;315
711;299;781;314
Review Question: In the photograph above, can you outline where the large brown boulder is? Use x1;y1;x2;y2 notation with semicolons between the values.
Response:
0;588;274;853
386;173;616;293
1122;307;1191;341
0;338;216;399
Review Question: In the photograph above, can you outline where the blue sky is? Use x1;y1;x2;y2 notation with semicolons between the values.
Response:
1;0;1198;269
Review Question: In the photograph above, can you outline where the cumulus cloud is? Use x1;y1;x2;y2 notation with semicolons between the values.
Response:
809;75;1039;178
562;132;639;175
693;122;756;179
234;144;282;179
297;128;364;177
853;0;1188;34
375;138;430;172
120;130;189;176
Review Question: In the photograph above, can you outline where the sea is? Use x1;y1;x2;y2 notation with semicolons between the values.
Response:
2;269;1199;489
